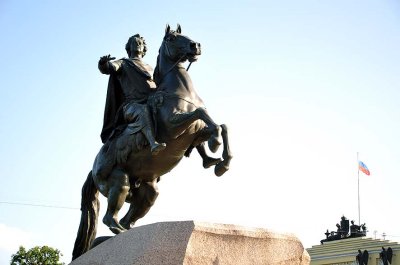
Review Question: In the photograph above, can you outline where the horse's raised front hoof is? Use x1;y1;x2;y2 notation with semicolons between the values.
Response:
214;161;229;177
203;157;222;169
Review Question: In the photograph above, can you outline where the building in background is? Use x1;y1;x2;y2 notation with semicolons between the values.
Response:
307;216;399;265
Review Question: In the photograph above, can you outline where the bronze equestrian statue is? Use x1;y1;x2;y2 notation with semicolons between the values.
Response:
72;24;232;260
98;33;166;154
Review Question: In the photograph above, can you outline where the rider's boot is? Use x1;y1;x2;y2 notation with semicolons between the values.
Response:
141;107;166;155
146;130;166;155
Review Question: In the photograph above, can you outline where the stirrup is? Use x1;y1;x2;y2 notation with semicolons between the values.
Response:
151;142;166;154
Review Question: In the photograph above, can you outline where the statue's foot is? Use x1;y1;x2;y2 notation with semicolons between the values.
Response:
120;221;130;230
151;142;166;155
109;226;126;234
203;157;222;169
120;220;135;230
208;126;222;153
103;215;127;235
215;160;229;177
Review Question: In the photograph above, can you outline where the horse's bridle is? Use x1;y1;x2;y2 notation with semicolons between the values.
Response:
158;41;193;83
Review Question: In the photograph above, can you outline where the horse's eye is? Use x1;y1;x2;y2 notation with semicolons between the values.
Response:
167;35;176;42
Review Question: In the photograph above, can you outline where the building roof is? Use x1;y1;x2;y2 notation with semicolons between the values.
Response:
307;237;400;262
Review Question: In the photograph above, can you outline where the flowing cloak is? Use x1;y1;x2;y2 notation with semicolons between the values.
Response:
100;73;123;143
100;58;154;143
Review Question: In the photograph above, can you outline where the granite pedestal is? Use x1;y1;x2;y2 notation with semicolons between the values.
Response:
70;221;310;265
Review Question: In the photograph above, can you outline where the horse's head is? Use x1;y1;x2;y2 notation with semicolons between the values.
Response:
162;24;201;63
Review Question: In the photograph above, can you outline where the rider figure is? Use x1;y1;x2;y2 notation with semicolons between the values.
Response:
98;34;166;154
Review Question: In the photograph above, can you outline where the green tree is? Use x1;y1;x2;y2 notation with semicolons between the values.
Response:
10;245;64;265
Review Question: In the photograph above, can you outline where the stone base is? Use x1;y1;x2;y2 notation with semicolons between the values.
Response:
70;221;310;265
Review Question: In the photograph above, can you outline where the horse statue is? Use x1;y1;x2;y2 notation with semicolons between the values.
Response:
72;24;232;260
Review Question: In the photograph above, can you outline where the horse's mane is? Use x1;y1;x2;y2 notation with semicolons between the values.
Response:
153;49;161;86
153;30;176;86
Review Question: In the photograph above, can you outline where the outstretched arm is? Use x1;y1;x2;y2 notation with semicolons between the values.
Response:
98;54;116;74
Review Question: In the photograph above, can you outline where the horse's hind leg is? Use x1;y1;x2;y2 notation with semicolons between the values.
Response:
120;178;159;229
103;168;130;234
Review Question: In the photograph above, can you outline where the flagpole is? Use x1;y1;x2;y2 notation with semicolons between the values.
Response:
357;152;360;225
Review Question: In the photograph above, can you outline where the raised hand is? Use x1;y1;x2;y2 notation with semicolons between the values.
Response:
99;54;116;65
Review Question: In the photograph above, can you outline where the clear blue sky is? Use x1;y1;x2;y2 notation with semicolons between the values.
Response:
1;0;399;263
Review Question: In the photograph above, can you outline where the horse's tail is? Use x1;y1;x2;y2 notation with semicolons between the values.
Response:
72;170;100;261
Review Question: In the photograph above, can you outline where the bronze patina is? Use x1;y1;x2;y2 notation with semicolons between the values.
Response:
72;24;232;260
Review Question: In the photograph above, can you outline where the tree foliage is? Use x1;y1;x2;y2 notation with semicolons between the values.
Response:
10;245;64;265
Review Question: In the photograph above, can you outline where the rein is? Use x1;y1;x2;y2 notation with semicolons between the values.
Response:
158;41;193;83
164;93;200;108
152;41;200;109
186;62;192;71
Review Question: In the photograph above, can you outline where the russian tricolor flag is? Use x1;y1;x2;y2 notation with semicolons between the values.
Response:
358;161;370;176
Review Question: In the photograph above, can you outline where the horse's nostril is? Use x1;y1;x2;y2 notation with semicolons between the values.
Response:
190;42;197;49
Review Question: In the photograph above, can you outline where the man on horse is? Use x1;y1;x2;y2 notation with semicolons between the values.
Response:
72;26;232;260
98;34;166;155
98;33;220;168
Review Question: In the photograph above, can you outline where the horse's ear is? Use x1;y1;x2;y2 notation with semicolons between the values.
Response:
176;24;181;33
165;24;171;35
